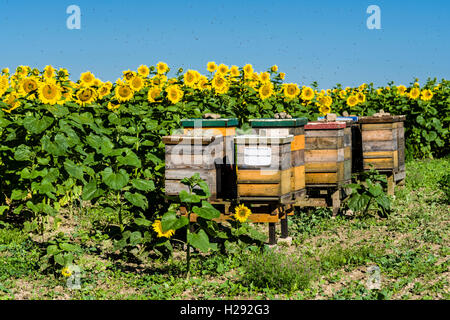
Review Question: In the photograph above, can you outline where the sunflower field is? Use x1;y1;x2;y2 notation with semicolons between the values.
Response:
0;63;449;258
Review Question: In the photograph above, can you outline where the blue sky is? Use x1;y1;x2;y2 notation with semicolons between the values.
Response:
0;0;449;88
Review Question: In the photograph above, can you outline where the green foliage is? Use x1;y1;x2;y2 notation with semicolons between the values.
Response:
39;232;83;272
344;168;391;217
437;173;450;203
240;248;313;293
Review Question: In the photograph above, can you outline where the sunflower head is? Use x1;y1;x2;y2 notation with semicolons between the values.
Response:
165;85;183;104
147;86;162;103
80;71;96;87
43;65;56;79
243;64;254;75
38;81;62;105
129;76;145;92
183;70;199;87
271;65;278;72
301;87;315;101
61;267;72;278
230;66;240;77
260;72;270;83
217;64;229;75
115;84;134;102
107;101;121;111
156;62;169;74
408;87;420;99
76;87;97;106
356;92;366;103
346;95;359;107
152;220;175;238
259;82;274;100
234;204;252;223
421;89;433;101
279;72;286;80
207;61;217;73
397;85;407;95
137;64;150;77
283;83;300;99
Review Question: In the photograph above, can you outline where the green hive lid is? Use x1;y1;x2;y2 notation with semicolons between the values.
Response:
181;118;238;128
249;117;308;128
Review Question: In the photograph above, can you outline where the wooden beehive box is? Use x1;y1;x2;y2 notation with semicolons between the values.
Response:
249;118;308;200
163;134;224;201
304;121;352;187
359;113;406;182
180;118;238;199
234;135;294;204
318;116;363;174
181;118;238;164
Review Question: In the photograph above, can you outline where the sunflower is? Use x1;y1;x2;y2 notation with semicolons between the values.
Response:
207;61;217;73
75;87;97;106
234;204;252;223
260;72;270;83
271;65;278;72
61;267;72;278
356;92;366;103
346;95;358;107
358;83;367;91
283;83;300;99
152;74;167;87
397;85;407;96
147;86;162;103
156;62;169;74
80;71;96;87
152;220;175;238
230;65;240;77
97;84;111;99
259;82;273;100
421;89;433;101
211;75;227;91
183;69;199;87
16;65;30;77
43;65;56;79
1;67;9;74
215;83;230;95
279;72;285;80
376;88;383;95
107;101;121;111
319;104;331;116
17;77;39;98
301;87;315;101
243;64;253;75
115;84;134;102
38;82;62;105
408;87;420;100
217;64;229;75
2;92;21;113
0;75;9;97
129;76;145;92
122;70;136;82
137;64;150;77
196;75;209;90
166;85;183;104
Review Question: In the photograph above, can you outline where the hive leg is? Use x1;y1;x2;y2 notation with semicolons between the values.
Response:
268;223;277;245
280;212;288;239
331;188;341;217
387;173;395;196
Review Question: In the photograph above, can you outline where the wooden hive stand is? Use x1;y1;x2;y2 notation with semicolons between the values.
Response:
359;112;406;196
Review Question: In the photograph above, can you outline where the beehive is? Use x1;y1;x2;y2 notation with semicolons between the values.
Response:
318;116;363;173
234;135;294;204
250;118;308;200
163;134;224;201
359;113;406;182
304;121;352;186
180;118;238;199
181;118;238;164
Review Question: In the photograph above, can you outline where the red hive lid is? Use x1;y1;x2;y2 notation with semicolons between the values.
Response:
304;121;347;130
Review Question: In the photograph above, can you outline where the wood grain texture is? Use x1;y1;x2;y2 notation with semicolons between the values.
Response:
305;136;344;149
305;149;344;162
